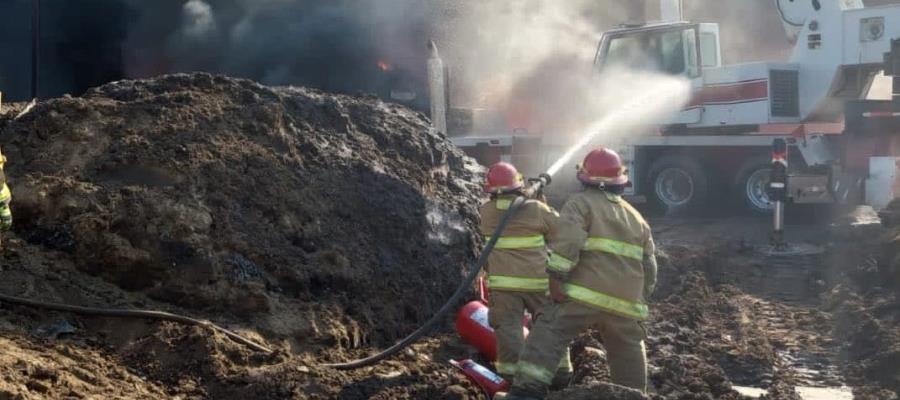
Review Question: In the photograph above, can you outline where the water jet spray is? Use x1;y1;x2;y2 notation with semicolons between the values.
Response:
545;77;690;178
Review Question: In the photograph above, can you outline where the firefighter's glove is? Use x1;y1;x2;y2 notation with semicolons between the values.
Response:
643;281;656;300
549;277;568;303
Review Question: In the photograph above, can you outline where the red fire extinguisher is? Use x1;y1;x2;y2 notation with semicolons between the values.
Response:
455;300;501;360
455;277;531;361
450;359;510;398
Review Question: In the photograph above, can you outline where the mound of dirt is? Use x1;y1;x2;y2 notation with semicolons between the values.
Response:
645;273;746;400
821;210;900;399
0;73;483;351
0;333;170;399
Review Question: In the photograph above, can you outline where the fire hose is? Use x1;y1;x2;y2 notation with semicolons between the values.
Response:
323;174;551;370
0;292;272;353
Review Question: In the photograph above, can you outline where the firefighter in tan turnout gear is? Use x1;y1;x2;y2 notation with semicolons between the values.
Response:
479;162;572;385
0;146;12;241
502;148;658;399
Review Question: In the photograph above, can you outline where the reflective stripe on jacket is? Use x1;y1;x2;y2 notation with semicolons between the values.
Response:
488;275;548;292
0;184;10;203
0;147;12;221
0;147;7;203
480;196;559;292
485;235;546;249
548;189;656;320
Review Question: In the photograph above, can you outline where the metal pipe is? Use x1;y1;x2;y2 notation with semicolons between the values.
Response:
770;138;788;250
887;39;900;101
660;0;683;22
31;0;40;99
892;73;900;103
427;40;447;135
773;200;784;245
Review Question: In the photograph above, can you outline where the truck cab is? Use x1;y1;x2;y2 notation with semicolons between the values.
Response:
597;21;804;130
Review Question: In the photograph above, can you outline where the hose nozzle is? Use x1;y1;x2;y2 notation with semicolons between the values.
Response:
525;173;552;199
538;173;552;187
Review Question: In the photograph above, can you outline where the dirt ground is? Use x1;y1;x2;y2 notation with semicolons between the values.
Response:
0;74;898;399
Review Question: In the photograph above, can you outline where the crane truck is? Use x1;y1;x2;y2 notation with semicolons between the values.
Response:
440;0;900;214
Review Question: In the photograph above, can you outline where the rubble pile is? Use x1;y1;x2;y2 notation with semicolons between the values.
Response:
1;72;484;348
0;73;490;399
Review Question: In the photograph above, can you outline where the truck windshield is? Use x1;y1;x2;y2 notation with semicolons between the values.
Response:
604;29;689;75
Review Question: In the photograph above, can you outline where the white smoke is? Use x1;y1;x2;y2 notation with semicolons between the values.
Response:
181;0;216;39
545;68;691;176
438;1;690;147
439;1;604;106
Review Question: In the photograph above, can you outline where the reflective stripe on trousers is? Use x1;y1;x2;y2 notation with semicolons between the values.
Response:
488;275;548;292
584;237;643;261
495;361;518;376
564;283;649;320
516;361;554;385
504;357;571;383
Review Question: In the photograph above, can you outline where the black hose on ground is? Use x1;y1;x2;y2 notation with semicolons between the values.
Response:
0;292;273;353
322;195;529;370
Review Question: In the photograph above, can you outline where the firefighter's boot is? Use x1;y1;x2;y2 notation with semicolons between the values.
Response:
549;348;572;390
550;371;571;391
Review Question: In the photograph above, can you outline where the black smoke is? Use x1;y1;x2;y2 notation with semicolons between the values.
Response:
2;0;836;107
0;0;141;100
0;0;438;109
124;0;438;110
0;0;129;101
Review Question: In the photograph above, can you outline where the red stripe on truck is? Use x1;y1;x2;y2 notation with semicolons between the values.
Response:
687;79;769;107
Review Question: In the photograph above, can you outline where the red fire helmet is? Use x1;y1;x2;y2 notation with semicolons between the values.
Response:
484;162;524;194
577;147;628;186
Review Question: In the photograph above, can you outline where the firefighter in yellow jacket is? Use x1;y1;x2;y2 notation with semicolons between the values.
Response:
0;147;12;238
480;162;571;385
502;148;658;399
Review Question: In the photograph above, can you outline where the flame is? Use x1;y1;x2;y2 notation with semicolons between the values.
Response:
376;60;392;72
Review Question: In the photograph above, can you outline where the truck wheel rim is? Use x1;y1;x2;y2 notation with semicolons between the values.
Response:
655;168;693;207
746;168;774;211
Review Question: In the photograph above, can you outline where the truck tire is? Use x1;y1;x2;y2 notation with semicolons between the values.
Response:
647;155;709;215
734;156;774;215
